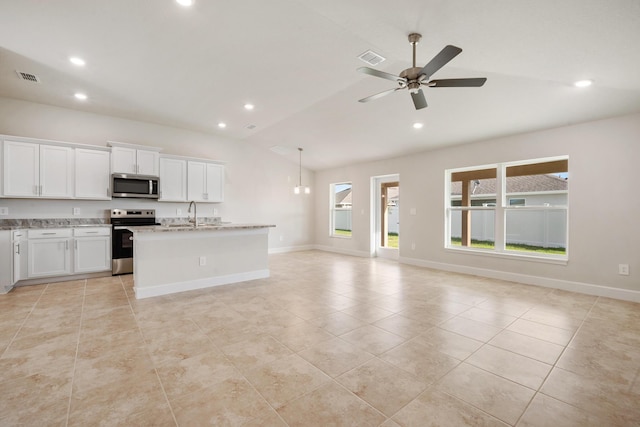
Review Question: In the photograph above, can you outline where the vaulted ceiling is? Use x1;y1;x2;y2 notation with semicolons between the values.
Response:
1;0;639;170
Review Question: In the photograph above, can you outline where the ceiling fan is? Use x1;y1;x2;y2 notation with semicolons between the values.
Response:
358;33;486;110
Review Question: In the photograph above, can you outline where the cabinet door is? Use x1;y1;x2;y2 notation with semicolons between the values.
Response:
159;157;187;201
205;163;224;202
74;237;110;273
28;238;71;278
3;140;39;197
0;231;11;289
111;147;137;174
40;145;74;198
136;150;159;176
187;161;207;202
76;149;111;199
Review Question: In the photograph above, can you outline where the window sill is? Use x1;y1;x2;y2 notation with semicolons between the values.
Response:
330;235;352;239
445;246;568;265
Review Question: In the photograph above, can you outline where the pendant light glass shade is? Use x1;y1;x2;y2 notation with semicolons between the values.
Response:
294;147;310;195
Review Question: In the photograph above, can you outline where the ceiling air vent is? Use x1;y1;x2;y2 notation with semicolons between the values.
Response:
357;50;386;66
16;70;41;83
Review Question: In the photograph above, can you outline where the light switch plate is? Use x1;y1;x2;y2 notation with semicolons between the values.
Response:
73;207;80;215
0;207;8;215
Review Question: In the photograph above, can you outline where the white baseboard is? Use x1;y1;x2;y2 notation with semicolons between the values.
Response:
134;269;270;299
399;256;640;303
312;245;372;258
269;244;316;254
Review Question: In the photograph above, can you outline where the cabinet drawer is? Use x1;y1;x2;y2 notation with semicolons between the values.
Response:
73;227;110;237
12;230;25;240
27;228;73;238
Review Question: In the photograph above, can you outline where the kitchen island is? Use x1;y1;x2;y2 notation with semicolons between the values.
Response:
131;223;274;299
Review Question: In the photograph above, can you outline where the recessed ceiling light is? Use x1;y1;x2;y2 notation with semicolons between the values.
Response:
574;79;593;88
74;93;88;100
217;122;227;128
244;103;255;111
413;122;424;129
176;0;194;6
69;57;85;66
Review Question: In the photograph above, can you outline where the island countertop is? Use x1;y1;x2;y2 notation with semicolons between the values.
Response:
123;223;276;233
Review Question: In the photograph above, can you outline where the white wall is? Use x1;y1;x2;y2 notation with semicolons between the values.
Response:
314;113;640;298
0;98;315;251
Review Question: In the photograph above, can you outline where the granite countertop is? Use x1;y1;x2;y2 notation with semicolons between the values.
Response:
129;223;275;233
0;218;109;231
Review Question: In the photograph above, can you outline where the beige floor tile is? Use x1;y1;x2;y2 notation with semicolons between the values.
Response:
518;393;607;427
221;335;293;373
80;306;138;337
520;307;583;331
171;377;271;426
556;343;640;386
156;349;239;399
489;329;564;365
541;367;640;425
507;318;574;346
411;327;483;360
242;409;289;427
437;362;535;425
73;350;153;394
0;372;71;426
379;339;460;384
458;306;517;328
277;381;386;427
298;337;375;378
116;403;177;426
337;358;428;416
339;325;406;355
466;345;552;389
340;303;395;323
269;321;335;352
439;316;502;342
380;419;402;427
372;313;431;339
68;369;166;426
244;353;331;409
392;388;508;427
308;311;366;336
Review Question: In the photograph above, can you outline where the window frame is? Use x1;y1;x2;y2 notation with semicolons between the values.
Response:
445;156;568;264
330;182;353;239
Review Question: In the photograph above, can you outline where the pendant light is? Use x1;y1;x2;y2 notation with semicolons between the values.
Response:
294;147;310;195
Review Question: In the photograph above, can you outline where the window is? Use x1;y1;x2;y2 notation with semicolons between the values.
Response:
446;157;568;259
330;182;352;237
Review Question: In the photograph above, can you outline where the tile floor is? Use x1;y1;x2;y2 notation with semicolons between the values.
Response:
0;250;639;426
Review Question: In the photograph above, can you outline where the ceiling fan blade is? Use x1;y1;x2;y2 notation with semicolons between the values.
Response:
419;45;462;79
358;87;403;103
428;78;487;87
358;67;404;83
410;89;428;110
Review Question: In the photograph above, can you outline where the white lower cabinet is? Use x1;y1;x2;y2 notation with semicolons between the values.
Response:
73;228;111;273
25;227;110;280
27;230;72;278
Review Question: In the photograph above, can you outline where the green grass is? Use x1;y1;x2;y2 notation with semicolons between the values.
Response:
334;229;352;237
450;238;566;255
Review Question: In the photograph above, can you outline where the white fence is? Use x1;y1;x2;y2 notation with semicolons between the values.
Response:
334;206;399;234
450;209;567;248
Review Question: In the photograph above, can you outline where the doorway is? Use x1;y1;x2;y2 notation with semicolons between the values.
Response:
373;175;399;259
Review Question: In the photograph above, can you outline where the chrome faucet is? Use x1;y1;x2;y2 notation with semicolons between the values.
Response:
188;200;198;227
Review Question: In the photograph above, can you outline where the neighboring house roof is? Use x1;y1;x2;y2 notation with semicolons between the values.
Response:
335;188;352;205
450;174;568;196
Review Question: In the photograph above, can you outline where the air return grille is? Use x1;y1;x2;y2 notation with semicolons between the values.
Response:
357;50;386;66
16;70;41;83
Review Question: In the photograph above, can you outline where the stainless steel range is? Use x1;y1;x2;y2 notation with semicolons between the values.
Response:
110;209;158;275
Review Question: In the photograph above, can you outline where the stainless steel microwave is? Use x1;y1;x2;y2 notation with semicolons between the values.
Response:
111;174;159;199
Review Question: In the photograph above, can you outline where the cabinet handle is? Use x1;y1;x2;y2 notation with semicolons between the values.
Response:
42;232;57;235
75;240;78;250
85;231;99;234
65;240;69;250
16;244;20;255
39;185;42;195
33;185;38;195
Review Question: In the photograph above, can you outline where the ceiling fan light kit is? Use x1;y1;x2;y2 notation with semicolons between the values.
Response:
358;33;487;110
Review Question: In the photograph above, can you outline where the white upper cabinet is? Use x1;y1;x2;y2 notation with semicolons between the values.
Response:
187;160;224;202
159;157;187;202
3;140;74;198
109;141;161;176
75;148;111;199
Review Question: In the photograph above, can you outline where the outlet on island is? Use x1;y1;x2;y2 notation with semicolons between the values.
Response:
199;256;206;266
